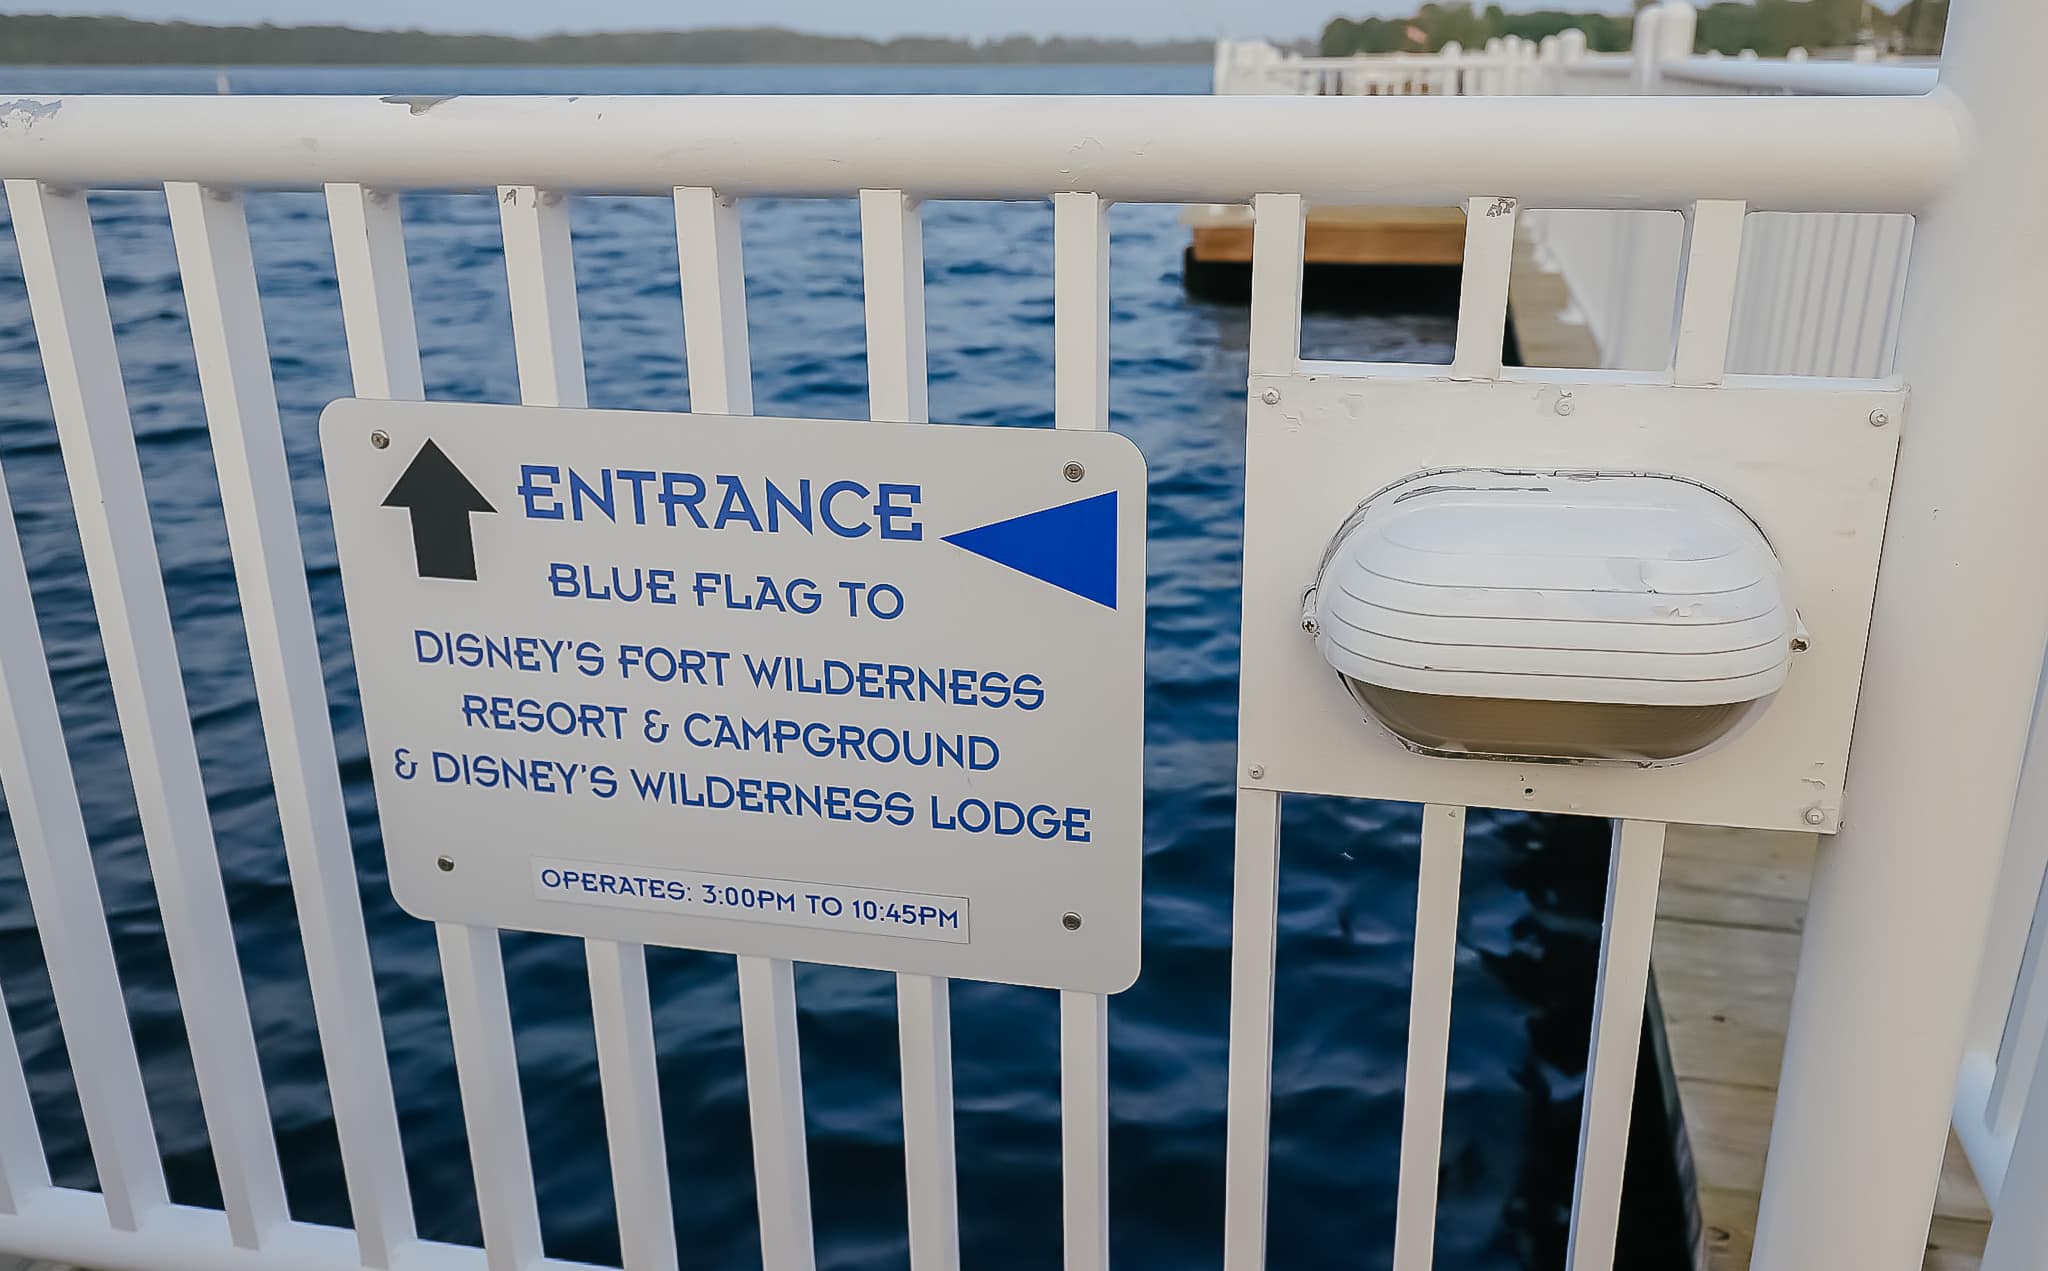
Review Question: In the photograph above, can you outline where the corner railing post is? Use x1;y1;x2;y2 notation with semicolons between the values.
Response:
1751;0;2048;1266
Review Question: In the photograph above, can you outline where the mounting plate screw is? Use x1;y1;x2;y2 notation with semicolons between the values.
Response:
1555;393;1576;417
1247;764;1265;780
1260;387;1281;406
1868;409;1889;428
1803;808;1827;827
370;430;391;450
1062;912;1083;931
1301;615;1319;636
1790;635;1811;653
436;855;455;872
1062;461;1085;483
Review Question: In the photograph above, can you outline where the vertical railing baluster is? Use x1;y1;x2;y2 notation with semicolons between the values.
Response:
438;923;543;1271
857;187;961;1271
1672;199;1747;386
674;184;816;1271
167;180;417;1269
588;941;677;1271
326;184;424;400
675;187;752;415
8;176;288;1252
326;181;545;1271
1223;192;1303;1271
1565;819;1667;1271
1391;806;1467;1271
1222;787;1285;1271
0;342;164;1232
737;956;815;1271
1246;194;1305;379
1451;196;1517;381
497;183;679;1271
1052;190;1114;1271
0;981;47;1215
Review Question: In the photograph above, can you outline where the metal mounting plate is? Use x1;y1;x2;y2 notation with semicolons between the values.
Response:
1237;370;1905;833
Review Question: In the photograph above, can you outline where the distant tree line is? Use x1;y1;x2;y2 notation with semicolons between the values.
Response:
1321;1;1947;58
0;15;1214;65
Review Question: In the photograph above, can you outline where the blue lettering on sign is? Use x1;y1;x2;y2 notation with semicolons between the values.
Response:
516;465;923;540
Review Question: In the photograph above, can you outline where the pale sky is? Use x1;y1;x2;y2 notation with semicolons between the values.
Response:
16;0;1640;42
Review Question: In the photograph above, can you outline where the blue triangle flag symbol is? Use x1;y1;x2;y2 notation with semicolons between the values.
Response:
942;491;1119;609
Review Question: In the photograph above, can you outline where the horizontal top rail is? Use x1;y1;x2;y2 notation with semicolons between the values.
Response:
0;92;1964;210
1664;58;1941;96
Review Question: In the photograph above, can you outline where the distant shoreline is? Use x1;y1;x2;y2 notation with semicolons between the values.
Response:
0;15;1217;66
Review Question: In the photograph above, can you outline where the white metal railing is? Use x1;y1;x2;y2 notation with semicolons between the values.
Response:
1230;3;2048;1259
0;4;2040;1271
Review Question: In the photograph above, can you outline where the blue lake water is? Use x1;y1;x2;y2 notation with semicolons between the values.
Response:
0;63;1615;1270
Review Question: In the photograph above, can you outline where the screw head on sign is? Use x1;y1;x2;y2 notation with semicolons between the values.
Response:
1555;395;1576;417
1248;764;1265;780
1790;635;1811;653
436;855;455;872
1062;912;1083;931
1063;461;1085;483
371;430;391;450
1803;808;1826;827
1260;387;1282;406
1869;410;1889;428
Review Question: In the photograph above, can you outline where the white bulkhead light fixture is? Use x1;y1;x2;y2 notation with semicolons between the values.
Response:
1309;470;1797;766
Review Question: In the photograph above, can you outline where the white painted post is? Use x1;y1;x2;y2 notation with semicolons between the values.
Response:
1751;2;2048;1268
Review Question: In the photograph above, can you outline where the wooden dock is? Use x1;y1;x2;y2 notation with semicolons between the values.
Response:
1654;827;1992;1269
1184;203;1467;267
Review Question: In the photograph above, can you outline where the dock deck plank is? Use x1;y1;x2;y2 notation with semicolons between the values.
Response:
1654;826;1991;1271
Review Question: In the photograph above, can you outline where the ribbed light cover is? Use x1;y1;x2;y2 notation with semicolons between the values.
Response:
1312;471;1796;763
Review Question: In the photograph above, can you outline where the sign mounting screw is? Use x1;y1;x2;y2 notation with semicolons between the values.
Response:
1062;912;1083;931
436;855;455;872
1247;764;1265;780
1062;461;1085;483
1803;808;1827;827
1555;393;1576;417
370;430;391;450
1868;409;1889;428
1260;387;1282;406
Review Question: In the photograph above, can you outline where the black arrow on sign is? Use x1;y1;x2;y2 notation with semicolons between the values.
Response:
381;439;496;581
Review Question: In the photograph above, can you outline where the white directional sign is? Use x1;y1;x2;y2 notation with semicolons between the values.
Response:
321;399;1147;993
